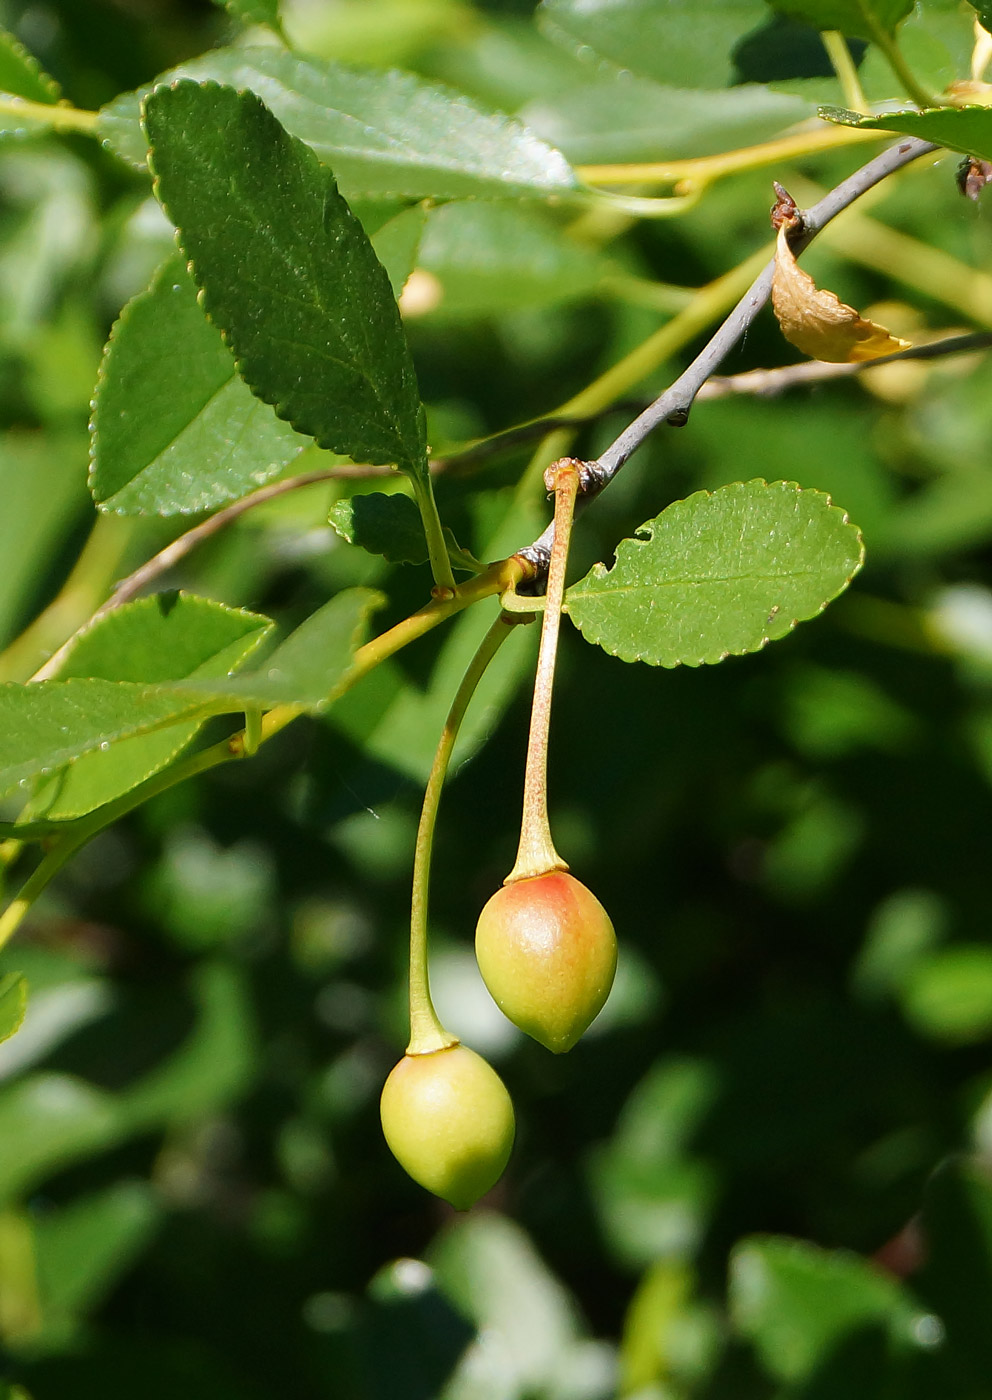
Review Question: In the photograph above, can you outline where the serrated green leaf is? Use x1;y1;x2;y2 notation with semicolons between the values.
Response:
538;0;769;89
768;0;912;39
91;257;310;515
329;491;481;572
0;590;377;803
730;1235;916;1382
143;83;427;479
0;28;60;103
0;680;220;802
821;102;992;160
98;48;577;200
29;594;272;821
0;974;26;1045
210;0;283;37
566;481;864;668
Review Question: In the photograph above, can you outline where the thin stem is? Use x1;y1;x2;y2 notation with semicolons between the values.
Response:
698;331;992;399
822;31;869;113
857;1;940;109
576;125;884;192
0;513;133;683
592;136;937;485
0;96;99;133
411;470;457;594
407;614;519;1054
507;462;581;884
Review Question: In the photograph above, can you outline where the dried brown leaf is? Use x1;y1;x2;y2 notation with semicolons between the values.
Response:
771;223;911;363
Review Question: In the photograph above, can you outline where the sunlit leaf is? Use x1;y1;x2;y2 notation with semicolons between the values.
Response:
822;101;992;161
730;1235;917;1381
566;480;865;667
99;48;577;200
0;28;60;103
30;594;272;821
143;83;427;478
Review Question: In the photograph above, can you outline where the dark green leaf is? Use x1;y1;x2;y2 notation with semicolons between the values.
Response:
538;0;770;89
91;257;310;515
0;973;26;1044
99;48;577;199
566;480;865;668
143;83;427;477
768;0;913;40
329;491;481;572
916;1159;992;1383
0;27;60;102
821;103;992;160
730;1235;916;1381
30;593;272;821
969;0;992;34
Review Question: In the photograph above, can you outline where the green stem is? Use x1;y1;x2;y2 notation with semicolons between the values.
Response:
0;96;99;133
822;30;869;113
857;2;939;109
411;471;457;594
507;462;580;884
407;613;520;1054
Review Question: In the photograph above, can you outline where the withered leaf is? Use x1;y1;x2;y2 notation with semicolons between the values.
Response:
771;223;910;363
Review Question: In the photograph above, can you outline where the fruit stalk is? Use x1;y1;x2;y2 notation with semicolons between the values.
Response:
507;460;582;883
407;612;519;1053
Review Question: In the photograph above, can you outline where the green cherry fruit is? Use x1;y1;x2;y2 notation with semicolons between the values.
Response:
379;1044;515;1209
475;870;617;1053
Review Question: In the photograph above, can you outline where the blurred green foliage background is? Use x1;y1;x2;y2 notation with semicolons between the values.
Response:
4;0;992;1396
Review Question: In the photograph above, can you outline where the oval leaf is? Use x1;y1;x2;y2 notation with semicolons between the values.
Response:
30;594;272;821
99;48;576;200
91;257;311;515
772;222;910;363
143;82;427;477
566;480;865;668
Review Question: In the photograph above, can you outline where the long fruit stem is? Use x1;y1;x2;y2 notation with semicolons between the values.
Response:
407;613;520;1053
507;461;581;884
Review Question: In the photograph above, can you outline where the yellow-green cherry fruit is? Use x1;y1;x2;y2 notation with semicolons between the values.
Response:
379;1044;515;1209
475;870;617;1052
